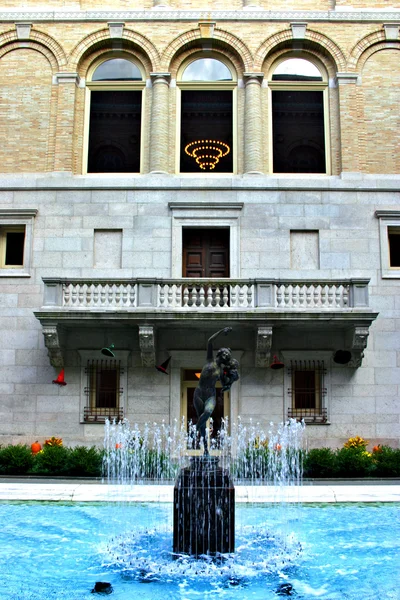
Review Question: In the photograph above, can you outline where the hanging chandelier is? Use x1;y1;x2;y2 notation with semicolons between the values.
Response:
184;139;230;171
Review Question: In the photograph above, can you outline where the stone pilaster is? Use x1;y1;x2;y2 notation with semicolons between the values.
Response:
243;73;264;174
53;73;80;172
149;73;171;173
337;72;361;175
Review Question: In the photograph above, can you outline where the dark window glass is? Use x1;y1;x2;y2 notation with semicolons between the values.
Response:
389;230;400;267
294;370;316;409
96;368;117;408
180;90;233;173
272;90;325;173
88;90;142;173
5;231;25;265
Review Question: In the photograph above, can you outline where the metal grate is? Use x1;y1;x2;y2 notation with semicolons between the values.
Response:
288;360;327;422
84;359;123;422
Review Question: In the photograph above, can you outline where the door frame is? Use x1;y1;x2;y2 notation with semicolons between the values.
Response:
169;203;243;278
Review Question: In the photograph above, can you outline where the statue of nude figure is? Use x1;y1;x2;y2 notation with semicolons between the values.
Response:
193;327;239;455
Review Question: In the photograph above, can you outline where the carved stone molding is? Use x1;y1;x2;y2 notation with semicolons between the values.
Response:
4;11;400;22
139;325;156;367
255;326;273;368
198;20;216;38
291;22;307;39
384;23;399;40
15;22;32;40
348;325;370;367
42;324;64;368
54;72;81;86
108;21;124;38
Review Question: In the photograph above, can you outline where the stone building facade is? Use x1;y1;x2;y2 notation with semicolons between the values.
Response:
0;0;399;449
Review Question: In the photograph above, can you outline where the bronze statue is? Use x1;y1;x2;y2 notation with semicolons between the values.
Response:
194;327;239;455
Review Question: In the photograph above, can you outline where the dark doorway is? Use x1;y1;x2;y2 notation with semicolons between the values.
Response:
182;228;230;278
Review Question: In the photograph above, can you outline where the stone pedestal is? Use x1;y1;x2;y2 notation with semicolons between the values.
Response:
173;456;235;557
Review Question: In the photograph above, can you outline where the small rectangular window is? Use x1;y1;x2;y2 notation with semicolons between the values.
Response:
388;227;400;267
84;360;123;422
0;226;25;268
288;360;327;423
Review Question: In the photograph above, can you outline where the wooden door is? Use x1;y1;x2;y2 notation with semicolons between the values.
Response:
183;228;229;278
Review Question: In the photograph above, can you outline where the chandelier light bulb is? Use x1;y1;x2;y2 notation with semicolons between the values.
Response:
185;139;230;171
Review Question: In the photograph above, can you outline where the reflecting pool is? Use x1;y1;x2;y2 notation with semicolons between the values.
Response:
0;501;399;599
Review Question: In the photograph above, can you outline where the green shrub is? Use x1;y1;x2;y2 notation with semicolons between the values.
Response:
373;446;400;477
303;448;338;478
31;445;70;476
335;447;376;478
66;446;103;477
0;444;34;475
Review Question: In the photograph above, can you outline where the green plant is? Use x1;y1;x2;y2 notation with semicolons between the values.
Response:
373;446;400;477
66;446;103;477
335;447;376;478
31;444;70;475
303;448;338;478
0;444;34;475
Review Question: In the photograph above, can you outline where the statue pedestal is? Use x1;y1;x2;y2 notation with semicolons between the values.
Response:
173;456;235;557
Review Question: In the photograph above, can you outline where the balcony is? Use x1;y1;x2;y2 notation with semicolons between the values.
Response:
39;277;371;312
35;277;378;369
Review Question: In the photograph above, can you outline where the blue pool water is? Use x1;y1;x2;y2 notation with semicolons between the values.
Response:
0;501;399;600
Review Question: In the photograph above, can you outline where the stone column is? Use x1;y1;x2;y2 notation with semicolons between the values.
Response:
337;72;361;175
149;72;171;173
53;73;80;172
243;73;264;174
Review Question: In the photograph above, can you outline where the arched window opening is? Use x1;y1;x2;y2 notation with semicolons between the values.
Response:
86;57;144;174
179;57;236;174
270;57;328;174
182;58;233;81
92;58;142;81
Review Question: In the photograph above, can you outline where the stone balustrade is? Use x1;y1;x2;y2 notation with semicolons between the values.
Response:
42;277;370;311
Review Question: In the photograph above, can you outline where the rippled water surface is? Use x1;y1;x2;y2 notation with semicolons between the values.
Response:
0;501;399;599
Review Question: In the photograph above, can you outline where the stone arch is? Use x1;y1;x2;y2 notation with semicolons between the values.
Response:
0;29;64;71
255;28;346;73
162;28;253;75
69;28;159;74
350;30;400;71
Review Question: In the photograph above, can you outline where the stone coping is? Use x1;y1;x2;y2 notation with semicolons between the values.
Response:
1;481;399;503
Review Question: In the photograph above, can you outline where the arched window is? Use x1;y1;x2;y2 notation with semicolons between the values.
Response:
269;57;329;174
85;57;145;174
178;57;236;173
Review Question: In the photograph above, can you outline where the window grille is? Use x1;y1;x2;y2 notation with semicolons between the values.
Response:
288;360;327;423
84;359;123;422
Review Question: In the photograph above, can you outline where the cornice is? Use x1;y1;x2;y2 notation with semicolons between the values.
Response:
0;9;400;23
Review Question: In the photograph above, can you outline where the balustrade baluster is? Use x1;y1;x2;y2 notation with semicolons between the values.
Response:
182;285;189;307
299;285;305;307
167;284;174;307
292;284;299;307
71;285;78;306
306;284;312;307
335;285;342;307
63;284;70;306
276;284;283;307
199;286;205;307
159;284;165;307
321;284;327;307
314;285;320;307
230;285;237;307
223;286;229;307
215;285;221;308
284;284;290;306
327;284;334;307
343;285;349;307
78;284;85;307
239;285;245;307
207;286;213;307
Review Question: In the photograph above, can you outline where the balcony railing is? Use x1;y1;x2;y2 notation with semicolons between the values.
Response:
42;277;371;312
